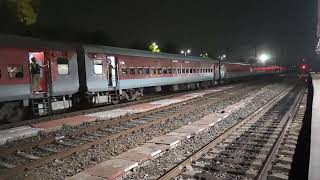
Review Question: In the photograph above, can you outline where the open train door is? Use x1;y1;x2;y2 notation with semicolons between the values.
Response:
28;51;52;116
107;56;118;88
28;52;50;93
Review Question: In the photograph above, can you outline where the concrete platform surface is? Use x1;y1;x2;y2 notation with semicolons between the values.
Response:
0;126;41;145
174;124;208;135
130;143;169;157
86;109;128;120
65;172;104;180
116;150;151;163
309;73;320;180
84;163;124;179
32;115;96;132
147;135;184;147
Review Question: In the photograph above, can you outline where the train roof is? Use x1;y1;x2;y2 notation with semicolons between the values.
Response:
82;44;218;63
0;34;75;50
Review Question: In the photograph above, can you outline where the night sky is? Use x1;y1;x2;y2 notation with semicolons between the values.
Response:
7;0;320;65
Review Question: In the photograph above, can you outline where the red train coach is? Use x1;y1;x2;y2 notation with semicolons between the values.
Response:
78;45;218;104
0;35;79;122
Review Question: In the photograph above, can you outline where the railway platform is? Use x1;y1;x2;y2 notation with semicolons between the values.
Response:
309;72;320;180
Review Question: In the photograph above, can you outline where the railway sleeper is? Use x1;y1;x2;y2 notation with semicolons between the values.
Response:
267;172;289;180
201;156;263;169
278;149;295;157
222;139;275;147
271;163;291;173
55;140;79;147
0;160;16;169
215;146;271;153
228;134;279;140
37;147;60;153
225;137;276;144
208;151;267;160
274;156;293;165
16;151;40;160
205;165;258;179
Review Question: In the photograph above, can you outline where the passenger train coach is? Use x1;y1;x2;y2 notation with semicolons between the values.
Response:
0;35;286;122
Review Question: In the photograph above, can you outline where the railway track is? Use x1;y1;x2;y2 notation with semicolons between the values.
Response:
0;81;267;179
0;80;255;130
159;86;304;180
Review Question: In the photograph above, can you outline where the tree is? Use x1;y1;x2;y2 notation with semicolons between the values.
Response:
148;42;160;53
1;0;38;26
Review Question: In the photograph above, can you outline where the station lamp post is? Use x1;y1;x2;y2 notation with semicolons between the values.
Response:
258;53;271;64
180;49;191;56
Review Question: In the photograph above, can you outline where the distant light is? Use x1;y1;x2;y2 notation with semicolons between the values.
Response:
222;54;226;58
258;54;270;63
187;49;191;54
152;42;157;46
302;65;306;69
181;50;185;54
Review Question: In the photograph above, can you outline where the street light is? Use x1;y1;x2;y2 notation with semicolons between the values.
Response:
181;49;191;56
218;54;226;60
258;53;270;63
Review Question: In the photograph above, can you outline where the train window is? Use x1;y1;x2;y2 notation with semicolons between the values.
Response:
129;67;135;75
8;64;24;79
137;68;143;75
93;59;102;75
121;67;127;75
193;69;196;73
157;68;162;74
178;68;181;74
168;68;172;74
163;68;167;74
190;69;193;74
57;58;69;75
172;68;176;74
151;68;156;74
186;69;189;73
144;67;150;74
182;68;185;73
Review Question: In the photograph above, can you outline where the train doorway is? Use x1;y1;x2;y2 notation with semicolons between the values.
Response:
28;52;47;93
107;56;117;88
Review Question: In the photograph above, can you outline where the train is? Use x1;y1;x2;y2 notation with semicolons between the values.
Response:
0;35;287;122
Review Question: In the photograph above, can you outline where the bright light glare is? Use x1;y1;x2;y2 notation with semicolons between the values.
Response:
187;49;191;53
181;50;185;54
259;54;270;62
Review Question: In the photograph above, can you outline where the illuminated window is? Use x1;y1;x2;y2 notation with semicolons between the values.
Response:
8;64;24;79
137;68;143;75
129;67;135;75
163;68;167;74
57;58;69;75
93;59;103;75
144;67;150;74
151;68;156;74
121;67;127;75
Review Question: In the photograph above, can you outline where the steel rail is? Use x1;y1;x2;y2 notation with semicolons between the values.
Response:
0;83;263;178
255;87;305;180
158;86;295;180
0;83;250;157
